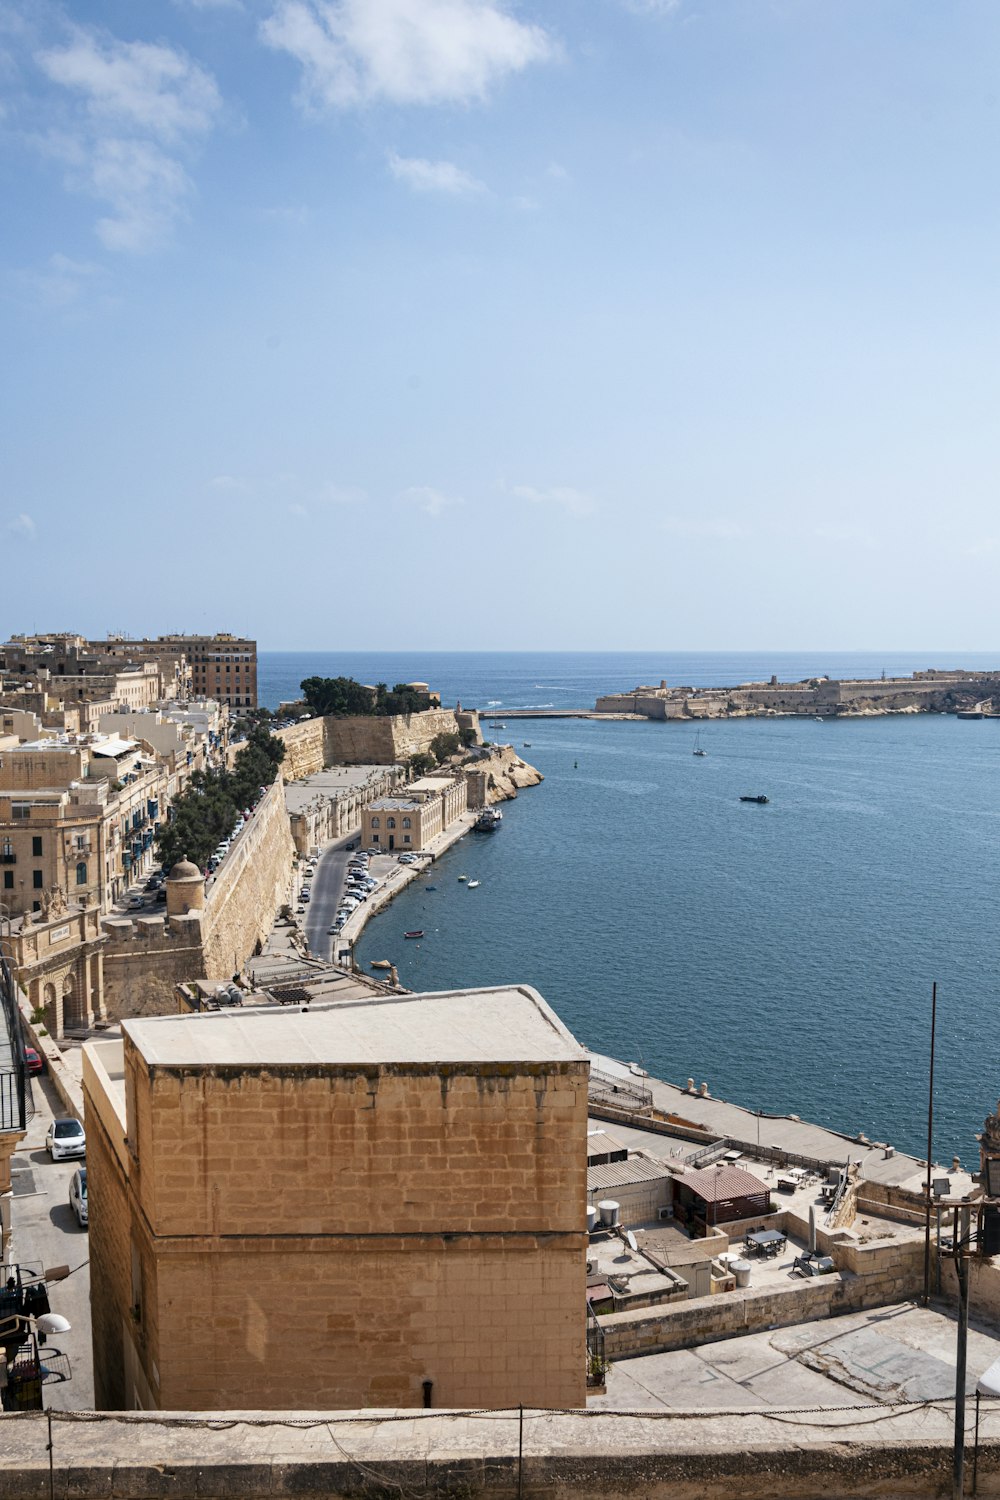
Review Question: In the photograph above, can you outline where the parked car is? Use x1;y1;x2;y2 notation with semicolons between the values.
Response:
68;1168;88;1227
46;1118;85;1161
23;1047;43;1075
127;897;145;911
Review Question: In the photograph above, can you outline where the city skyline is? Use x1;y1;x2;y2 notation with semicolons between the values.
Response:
3;1;999;650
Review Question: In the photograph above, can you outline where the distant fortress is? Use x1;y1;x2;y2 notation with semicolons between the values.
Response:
594;669;1000;720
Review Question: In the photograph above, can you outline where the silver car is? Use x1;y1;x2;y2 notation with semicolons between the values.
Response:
69;1168;88;1227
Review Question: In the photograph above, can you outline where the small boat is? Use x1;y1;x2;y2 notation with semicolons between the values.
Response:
475;807;503;832
458;874;467;882
693;729;707;757
404;930;424;940
739;795;769;805
370;959;392;970
425;884;437;891
467;880;480;889
523;742;532;747
814;716;823;723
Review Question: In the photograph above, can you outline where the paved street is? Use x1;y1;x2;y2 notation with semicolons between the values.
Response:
12;1071;94;1409
302;838;353;961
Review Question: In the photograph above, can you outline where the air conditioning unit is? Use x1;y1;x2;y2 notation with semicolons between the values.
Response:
658;1207;674;1221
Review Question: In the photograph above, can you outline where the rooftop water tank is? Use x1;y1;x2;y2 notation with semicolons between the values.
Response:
598;1200;620;1228
586;1205;599;1233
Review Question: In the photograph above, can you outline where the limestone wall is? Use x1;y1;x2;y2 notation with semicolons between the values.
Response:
101;916;205;1015
201;779;295;977
275;718;325;779
111;1055;589;1412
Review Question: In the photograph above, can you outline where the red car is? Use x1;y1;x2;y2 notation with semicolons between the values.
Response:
23;1047;43;1075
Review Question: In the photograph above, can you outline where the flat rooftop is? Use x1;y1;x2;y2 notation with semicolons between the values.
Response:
123;985;588;1069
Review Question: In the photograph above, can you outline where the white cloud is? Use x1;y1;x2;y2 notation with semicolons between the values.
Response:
400;485;464;518
210;474;250;491
5;513;36;541
388;151;485;197
34;27;221;252
37;31;221;142
89;138;192;251
660;515;747;540
260;0;554;111
11;251;103;310
511;484;597;518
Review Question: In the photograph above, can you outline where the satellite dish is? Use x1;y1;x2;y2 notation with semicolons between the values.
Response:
625;1230;638;1252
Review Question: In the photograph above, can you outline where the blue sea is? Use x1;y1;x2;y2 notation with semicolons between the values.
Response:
260;651;1000;1163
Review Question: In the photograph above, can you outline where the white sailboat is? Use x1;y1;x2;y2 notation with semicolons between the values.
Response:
693;729;708;757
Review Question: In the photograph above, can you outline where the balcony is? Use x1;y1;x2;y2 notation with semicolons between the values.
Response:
0;853;14;865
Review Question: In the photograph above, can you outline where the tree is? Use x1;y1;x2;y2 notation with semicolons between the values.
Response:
300;676;377;717
156;727;286;873
459;726;477;748
408;752;435;777
430;731;460;763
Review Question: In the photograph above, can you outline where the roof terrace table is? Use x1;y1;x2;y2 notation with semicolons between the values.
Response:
745;1229;786;1257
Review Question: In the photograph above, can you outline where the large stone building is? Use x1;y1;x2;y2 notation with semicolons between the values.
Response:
361;774;468;852
123;634;257;709
82;986;589;1412
0;631;256;712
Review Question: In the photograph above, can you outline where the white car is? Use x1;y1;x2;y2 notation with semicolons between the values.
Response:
47;1118;85;1161
69;1167;88;1227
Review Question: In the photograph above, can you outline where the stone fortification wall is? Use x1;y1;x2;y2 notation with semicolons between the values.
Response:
276;718;325;779
324;707;465;764
201;779;295;977
281;709;484;773
100;915;204;1015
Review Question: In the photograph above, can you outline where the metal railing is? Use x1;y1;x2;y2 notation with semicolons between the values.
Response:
0;952;29;1133
588;1066;653;1113
586;1302;607;1388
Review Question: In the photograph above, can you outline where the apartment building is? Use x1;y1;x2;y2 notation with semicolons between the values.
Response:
126;635;257;709
83;986;589;1412
0;738;173;915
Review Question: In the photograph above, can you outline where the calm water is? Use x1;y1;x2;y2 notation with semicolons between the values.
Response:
260;651;1000;1162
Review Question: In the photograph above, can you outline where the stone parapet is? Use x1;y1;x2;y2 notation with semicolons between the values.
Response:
0;1405;996;1499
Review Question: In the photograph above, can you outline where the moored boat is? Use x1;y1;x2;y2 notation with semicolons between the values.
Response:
739;795;769;804
475;807;503;832
404;930;424;939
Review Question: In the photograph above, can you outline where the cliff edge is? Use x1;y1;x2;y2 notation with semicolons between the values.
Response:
473;745;543;804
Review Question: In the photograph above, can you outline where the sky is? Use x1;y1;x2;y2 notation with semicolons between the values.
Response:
2;0;999;651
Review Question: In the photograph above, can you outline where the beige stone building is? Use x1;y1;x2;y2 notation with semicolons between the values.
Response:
123;634;257;709
82;986;589;1412
0;737;173;916
362;774;468;852
3;896;106;1034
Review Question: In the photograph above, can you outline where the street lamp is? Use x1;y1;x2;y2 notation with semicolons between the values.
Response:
0;1311;72;1412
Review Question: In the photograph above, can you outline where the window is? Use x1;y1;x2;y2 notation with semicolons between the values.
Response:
371;817;380;829
402;817;411;829
32;836;42;857
76;861;88;885
2;872;11;890
11;804;29;820
32;870;43;889
404;834;411;843
387;817;396;829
